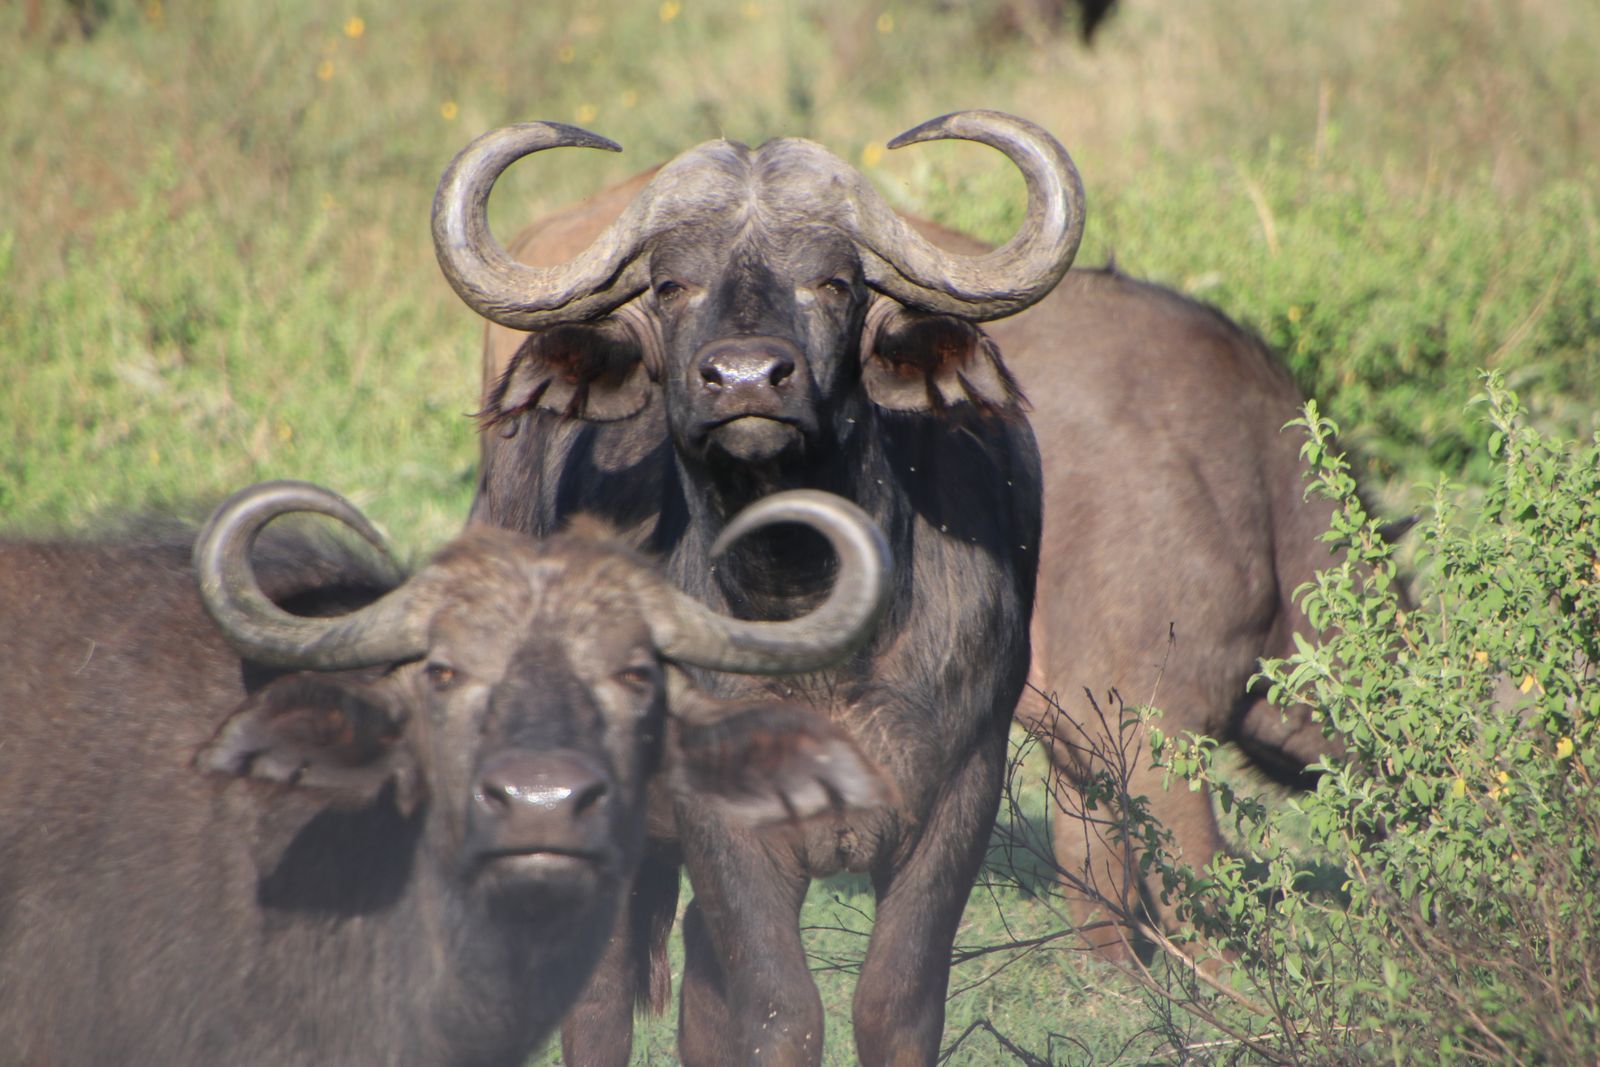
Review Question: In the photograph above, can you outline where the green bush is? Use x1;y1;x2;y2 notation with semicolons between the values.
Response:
1143;373;1600;1063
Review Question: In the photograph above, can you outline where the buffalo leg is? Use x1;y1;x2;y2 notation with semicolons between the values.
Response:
677;818;818;1067
851;729;1007;1066
1044;710;1227;961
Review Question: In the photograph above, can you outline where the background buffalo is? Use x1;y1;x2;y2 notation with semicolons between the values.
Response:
437;110;1082;1066
465;150;1360;967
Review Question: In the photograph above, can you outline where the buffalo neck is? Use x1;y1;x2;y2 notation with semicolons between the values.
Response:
667;412;908;624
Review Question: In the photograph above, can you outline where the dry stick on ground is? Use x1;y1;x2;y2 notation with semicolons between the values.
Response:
938;1018;1055;1067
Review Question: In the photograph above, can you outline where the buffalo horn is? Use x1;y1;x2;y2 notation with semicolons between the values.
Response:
847;109;1085;321
645;491;891;674
194;480;427;671
432;122;659;330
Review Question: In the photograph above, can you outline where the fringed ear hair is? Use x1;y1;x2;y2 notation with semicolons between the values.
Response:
478;311;659;429
198;674;423;815
861;298;1024;414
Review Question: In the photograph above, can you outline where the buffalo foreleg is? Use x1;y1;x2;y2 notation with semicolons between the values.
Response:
676;814;818;1067
852;727;1007;1066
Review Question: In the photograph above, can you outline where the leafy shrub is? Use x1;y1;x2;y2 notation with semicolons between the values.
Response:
1140;373;1600;1063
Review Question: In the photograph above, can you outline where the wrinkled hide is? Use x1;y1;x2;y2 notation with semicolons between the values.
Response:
0;496;885;1067
457;123;1065;1067
471;162;1355;1024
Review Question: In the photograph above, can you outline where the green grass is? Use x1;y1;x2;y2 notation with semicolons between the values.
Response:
3;0;1598;1061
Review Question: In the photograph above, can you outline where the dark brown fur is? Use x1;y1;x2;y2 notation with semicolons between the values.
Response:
0;518;880;1065
477;172;1352;983
473;146;1041;1066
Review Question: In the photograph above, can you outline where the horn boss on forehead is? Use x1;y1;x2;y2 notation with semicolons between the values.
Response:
432;110;1085;329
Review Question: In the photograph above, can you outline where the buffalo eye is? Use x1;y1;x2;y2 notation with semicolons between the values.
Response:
816;277;852;302
654;279;686;307
424;662;458;690
613;661;661;695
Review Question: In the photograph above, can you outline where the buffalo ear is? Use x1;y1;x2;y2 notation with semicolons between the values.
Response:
198;674;422;814
668;694;892;823
861;303;1022;413
481;315;654;426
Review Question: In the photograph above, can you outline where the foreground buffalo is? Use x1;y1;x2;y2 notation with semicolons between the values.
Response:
0;481;889;1066
434;111;1084;1065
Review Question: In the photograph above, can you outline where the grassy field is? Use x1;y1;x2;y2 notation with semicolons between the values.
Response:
3;1;1597;1062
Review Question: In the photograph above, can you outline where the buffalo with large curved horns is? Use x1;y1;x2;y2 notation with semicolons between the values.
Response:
456;128;1372;978
0;482;890;1066
435;111;1082;1065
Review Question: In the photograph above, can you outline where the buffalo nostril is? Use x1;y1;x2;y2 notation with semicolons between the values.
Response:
766;353;795;387
571;778;608;817
479;780;514;817
699;340;801;393
474;750;610;823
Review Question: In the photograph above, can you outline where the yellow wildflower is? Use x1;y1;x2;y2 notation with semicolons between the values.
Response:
876;11;894;33
343;16;365;38
440;100;459;121
1557;737;1575;759
317;59;335;81
1473;650;1489;666
660;0;681;22
1287;305;1302;323
741;1;761;18
860;142;885;168
1519;673;1541;694
575;103;598;124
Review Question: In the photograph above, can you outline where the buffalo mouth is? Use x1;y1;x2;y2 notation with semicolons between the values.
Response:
472;844;614;897
703;414;805;464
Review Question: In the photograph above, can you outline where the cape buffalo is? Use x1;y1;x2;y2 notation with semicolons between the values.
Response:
446;114;1357;988
0;481;890;1066
433;110;1084;1065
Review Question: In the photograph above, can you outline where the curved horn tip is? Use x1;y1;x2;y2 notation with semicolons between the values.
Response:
464;121;623;156
520;121;624;154
432;120;659;331
886;112;963;150
206;479;390;552
886;109;1048;150
193;479;422;671
651;489;891;675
